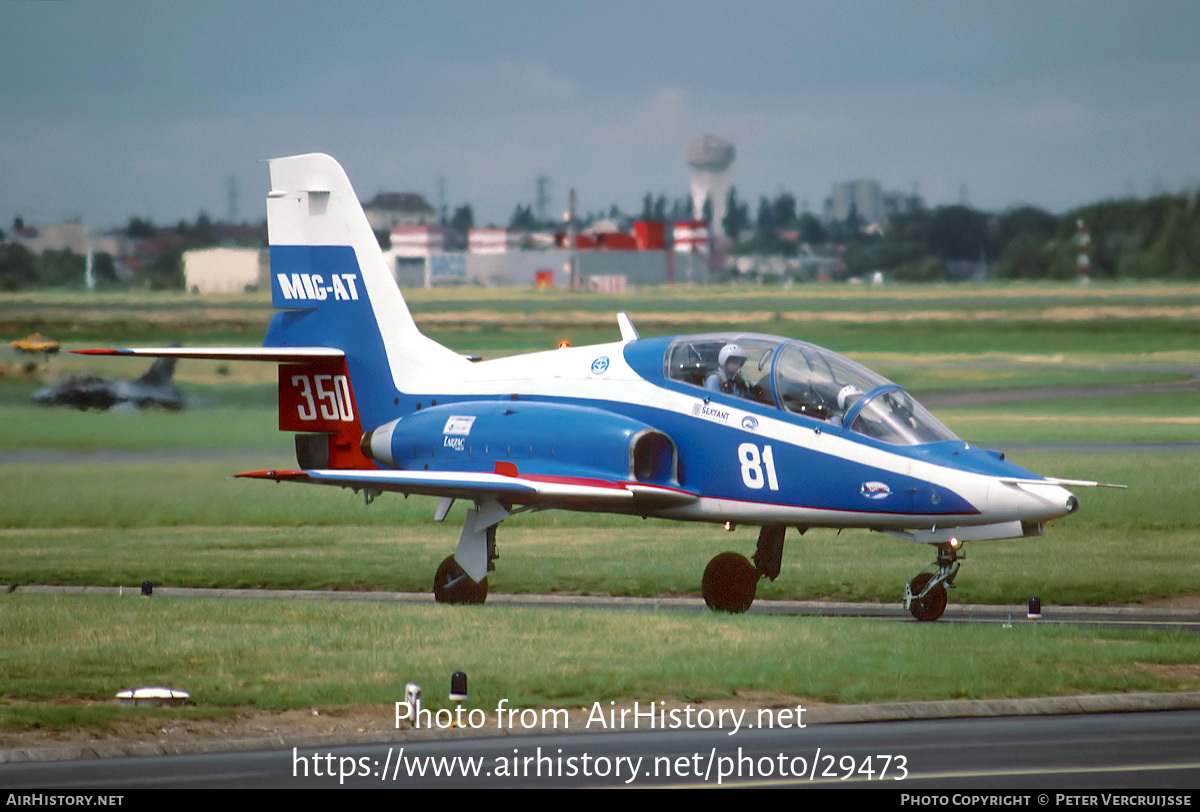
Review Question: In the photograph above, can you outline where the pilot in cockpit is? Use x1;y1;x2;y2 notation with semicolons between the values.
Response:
832;384;863;425
705;343;749;398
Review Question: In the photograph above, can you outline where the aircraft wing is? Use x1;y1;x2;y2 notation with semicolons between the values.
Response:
235;467;700;511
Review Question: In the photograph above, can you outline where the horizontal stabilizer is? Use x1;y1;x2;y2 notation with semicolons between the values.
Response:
74;347;344;363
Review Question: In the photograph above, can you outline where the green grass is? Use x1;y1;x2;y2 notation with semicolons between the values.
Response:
0;405;283;450
1;593;1197;731
8;281;1200;356
912;368;1186;394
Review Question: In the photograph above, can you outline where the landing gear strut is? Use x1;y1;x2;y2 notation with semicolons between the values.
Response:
903;541;961;621
701;526;788;613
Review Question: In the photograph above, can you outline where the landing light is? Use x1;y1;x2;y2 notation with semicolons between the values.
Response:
948;537;961;550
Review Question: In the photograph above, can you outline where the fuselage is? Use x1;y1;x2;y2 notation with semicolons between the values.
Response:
360;331;1077;534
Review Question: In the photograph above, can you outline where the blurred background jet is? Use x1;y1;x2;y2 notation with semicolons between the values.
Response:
32;357;182;411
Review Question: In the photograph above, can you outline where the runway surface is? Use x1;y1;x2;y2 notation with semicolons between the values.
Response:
4;710;1199;788
12;583;1200;635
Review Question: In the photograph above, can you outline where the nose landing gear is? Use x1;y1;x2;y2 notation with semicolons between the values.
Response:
903;541;961;621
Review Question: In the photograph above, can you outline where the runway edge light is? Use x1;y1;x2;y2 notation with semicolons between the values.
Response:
404;683;421;720
450;671;468;702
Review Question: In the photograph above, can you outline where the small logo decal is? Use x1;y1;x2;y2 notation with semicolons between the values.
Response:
860;481;892;500
443;415;476;435
591;356;610;375
741;416;759;431
694;403;730;424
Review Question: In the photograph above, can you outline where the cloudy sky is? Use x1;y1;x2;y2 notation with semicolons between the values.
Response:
3;0;1199;230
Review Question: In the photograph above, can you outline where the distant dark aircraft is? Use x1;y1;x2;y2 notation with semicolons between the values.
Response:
32;357;183;411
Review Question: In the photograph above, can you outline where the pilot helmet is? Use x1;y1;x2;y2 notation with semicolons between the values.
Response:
837;384;863;411
718;343;748;368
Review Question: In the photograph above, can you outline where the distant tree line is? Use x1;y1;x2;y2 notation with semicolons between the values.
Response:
711;187;1200;282
6;190;1199;289
0;214;265;291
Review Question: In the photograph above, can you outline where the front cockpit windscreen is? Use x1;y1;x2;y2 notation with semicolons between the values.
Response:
846;388;958;446
664;333;958;446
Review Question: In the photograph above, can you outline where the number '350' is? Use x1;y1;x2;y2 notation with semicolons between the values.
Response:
293;374;354;421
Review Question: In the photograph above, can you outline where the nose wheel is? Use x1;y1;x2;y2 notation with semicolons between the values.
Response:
905;572;947;621
903;542;961;622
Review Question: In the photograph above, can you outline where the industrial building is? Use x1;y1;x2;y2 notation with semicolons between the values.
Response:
182;137;734;292
183;247;270;293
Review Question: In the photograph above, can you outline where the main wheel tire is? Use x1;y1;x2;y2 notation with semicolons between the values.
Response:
907;572;947;621
702;551;758;613
433;555;488;605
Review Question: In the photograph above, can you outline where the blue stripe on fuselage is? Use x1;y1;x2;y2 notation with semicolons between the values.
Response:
360;388;987;519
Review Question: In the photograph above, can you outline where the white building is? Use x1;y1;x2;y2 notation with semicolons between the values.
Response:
183;247;269;293
389;225;445;258
469;228;525;254
825;180;884;228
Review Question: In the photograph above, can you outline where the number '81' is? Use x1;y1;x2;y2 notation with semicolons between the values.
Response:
738;443;779;491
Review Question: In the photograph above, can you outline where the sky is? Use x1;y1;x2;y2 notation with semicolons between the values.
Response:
3;0;1199;231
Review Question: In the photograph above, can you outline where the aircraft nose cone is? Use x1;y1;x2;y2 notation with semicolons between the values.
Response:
988;480;1078;522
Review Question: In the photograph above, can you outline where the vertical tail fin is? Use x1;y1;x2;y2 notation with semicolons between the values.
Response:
263;153;468;430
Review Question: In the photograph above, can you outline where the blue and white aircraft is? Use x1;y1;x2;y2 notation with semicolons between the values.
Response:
81;154;1122;621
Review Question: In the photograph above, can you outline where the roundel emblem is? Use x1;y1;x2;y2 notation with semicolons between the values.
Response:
591;356;610;375
860;481;892;500
741;416;759;431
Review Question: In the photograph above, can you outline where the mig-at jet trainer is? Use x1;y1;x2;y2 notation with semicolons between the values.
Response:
79;154;1122;620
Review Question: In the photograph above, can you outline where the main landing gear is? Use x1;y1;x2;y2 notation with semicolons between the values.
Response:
433;518;500;605
701;526;788;613
903;541;962;621
433;554;488;605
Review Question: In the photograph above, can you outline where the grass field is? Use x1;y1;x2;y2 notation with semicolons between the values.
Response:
1;282;1198;731
2;594;1197;733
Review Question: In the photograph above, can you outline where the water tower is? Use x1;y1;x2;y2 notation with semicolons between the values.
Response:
685;135;735;237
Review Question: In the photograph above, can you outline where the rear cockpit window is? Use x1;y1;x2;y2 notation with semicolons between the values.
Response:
664;334;780;406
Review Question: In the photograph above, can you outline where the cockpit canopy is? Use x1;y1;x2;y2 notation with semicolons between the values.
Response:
665;333;958;447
